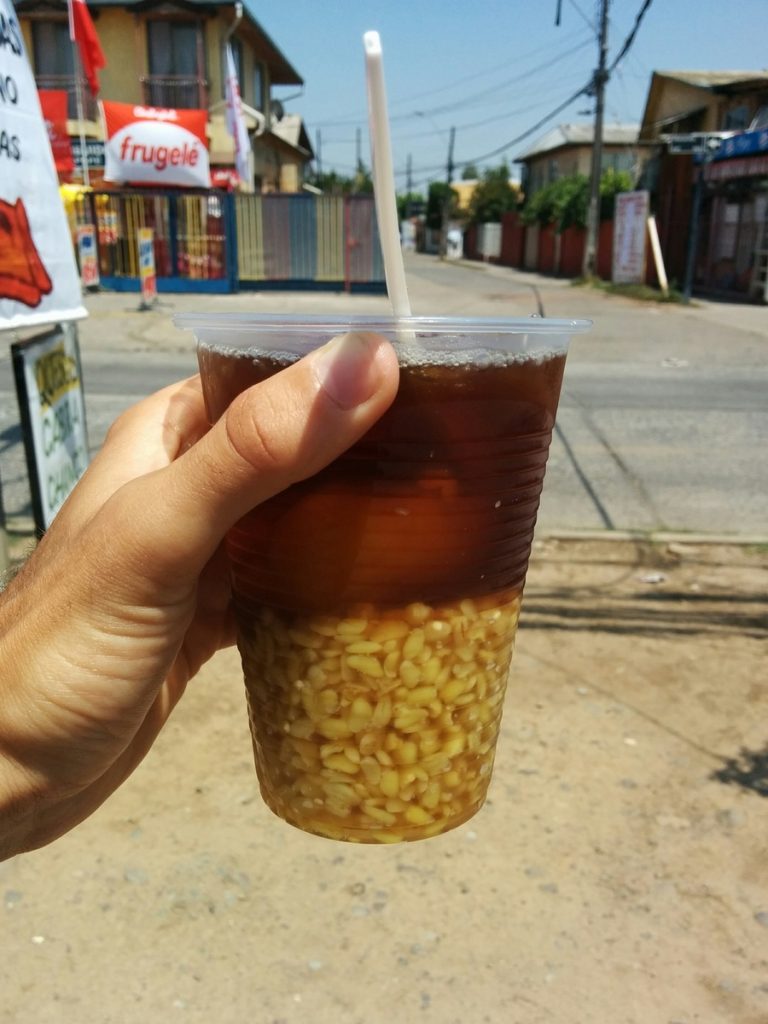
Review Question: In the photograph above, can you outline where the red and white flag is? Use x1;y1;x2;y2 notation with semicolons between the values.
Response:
224;43;250;184
68;0;106;96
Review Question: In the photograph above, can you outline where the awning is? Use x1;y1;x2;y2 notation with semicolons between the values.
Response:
714;128;768;161
704;154;768;182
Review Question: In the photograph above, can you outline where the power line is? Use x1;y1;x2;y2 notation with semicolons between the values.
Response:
310;34;593;128
407;37;593;119
455;81;590;167
386;32;589;108
609;0;654;73
315;0;654;182
394;81;590;176
311;71;591;147
567;0;597;31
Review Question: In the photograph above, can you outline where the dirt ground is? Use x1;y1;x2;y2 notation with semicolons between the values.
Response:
1;538;766;1024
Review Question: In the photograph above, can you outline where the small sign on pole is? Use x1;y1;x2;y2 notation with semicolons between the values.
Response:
77;224;100;289
11;322;90;532
137;227;157;309
612;190;650;285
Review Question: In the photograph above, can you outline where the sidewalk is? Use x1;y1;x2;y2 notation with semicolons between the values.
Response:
1;537;766;1023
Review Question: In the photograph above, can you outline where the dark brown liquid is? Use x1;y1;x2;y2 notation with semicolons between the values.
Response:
198;346;566;613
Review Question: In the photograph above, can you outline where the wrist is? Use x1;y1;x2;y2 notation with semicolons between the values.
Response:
0;581;51;860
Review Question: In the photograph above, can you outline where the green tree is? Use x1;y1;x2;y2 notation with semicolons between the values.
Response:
599;168;634;219
426;182;459;230
521;168;635;231
467;162;518;223
352;163;374;195
309;166;374;195
397;191;425;221
310;170;348;194
461;163;479;180
521;175;588;230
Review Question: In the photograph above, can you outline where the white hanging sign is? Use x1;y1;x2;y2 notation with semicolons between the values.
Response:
0;0;86;330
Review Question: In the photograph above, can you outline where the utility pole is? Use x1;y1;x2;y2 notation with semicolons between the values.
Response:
582;0;610;278
406;153;413;194
445;125;456;185
440;126;456;257
356;126;362;171
315;129;322;178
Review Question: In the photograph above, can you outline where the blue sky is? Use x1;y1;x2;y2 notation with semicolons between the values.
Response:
257;0;767;191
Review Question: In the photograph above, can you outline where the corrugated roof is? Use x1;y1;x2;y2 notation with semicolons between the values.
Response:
516;122;642;161
654;70;768;88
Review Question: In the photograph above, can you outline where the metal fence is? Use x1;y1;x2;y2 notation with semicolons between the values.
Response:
87;190;233;292
69;191;384;293
235;194;384;290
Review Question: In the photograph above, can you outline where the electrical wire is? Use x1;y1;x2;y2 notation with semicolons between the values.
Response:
310;34;593;128
609;0;654;73
452;81;590;168
567;0;597;31
392;80;591;176
316;0;655;182
386;32;590;108
322;69;591;146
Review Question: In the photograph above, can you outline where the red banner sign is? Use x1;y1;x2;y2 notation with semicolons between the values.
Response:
102;101;210;187
38;89;74;174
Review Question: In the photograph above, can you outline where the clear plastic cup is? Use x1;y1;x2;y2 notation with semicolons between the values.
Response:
175;313;591;843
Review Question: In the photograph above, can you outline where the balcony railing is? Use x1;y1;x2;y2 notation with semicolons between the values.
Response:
35;74;99;121
140;75;208;110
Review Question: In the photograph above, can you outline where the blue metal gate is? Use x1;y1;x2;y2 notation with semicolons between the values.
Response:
91;189;237;293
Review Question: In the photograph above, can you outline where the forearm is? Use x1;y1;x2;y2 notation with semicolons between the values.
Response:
0;580;46;859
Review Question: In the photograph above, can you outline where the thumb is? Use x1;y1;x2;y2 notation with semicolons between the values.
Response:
113;331;399;582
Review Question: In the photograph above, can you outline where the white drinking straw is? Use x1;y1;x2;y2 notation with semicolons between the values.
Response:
364;31;413;321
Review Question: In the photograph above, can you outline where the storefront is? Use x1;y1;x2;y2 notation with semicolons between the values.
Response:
701;128;768;299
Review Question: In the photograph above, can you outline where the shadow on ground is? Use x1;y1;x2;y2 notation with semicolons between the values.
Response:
712;744;768;798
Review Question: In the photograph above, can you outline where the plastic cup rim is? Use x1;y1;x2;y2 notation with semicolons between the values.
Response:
174;312;593;337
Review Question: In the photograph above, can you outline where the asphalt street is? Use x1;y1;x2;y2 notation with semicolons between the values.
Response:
1;252;766;538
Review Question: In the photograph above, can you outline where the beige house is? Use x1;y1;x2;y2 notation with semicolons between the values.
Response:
17;0;313;191
639;70;768;140
516;122;651;197
638;70;768;298
268;113;315;193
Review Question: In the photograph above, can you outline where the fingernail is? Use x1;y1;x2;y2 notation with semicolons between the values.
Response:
312;332;384;410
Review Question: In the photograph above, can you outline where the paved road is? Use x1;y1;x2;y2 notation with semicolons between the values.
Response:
1;253;766;536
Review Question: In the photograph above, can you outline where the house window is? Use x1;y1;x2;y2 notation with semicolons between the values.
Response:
32;19;98;117
602;151;636;175
145;20;206;107
723;104;750;131
32;20;73;77
253;62;265;112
